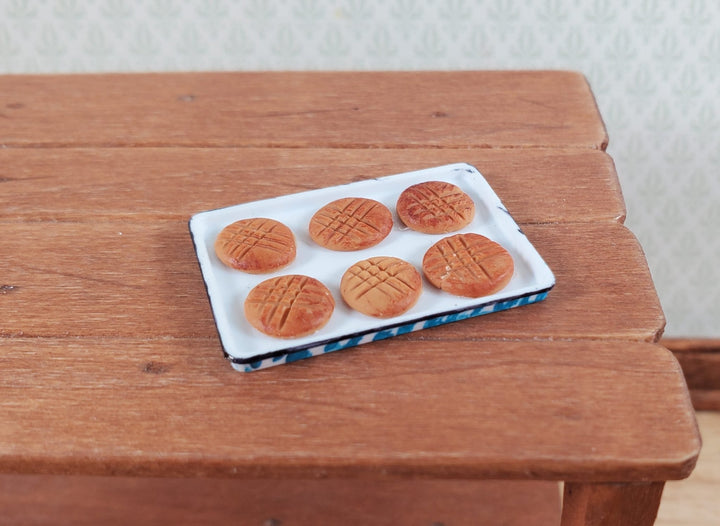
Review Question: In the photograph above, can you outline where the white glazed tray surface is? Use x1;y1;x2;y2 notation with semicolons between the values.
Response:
189;163;555;371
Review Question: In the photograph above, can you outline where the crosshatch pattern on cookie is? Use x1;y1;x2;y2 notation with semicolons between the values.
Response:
244;275;334;338
309;197;393;251
214;217;296;273
341;256;422;318
397;181;475;234
423;233;514;298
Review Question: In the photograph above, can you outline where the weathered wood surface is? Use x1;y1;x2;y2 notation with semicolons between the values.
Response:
0;222;664;341
0;148;624;223
0;476;561;526
0;71;607;149
0;339;699;481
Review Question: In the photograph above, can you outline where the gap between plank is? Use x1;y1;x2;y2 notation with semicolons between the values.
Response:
0;142;607;151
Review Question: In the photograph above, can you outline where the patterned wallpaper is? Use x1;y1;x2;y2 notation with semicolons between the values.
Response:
1;0;718;337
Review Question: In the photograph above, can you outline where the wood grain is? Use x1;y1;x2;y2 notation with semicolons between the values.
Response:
0;147;624;224
0;476;560;526
0;339;699;481
561;482;665;526
0;71;701;522
0;222;664;341
0;71;607;149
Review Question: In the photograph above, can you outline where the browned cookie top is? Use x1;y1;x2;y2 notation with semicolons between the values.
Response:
244;275;335;339
396;181;475;234
422;233;514;298
309;197;393;251
340;256;422;318
215;217;296;273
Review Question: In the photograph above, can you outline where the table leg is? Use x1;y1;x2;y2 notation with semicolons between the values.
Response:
561;482;665;526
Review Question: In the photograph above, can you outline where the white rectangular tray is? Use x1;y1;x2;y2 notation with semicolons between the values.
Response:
189;163;554;371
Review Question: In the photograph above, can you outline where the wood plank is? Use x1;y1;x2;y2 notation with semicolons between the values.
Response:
0;71;607;149
0;148;624;224
664;339;720;410
0;222;664;341
0;339;700;481
0;476;560;526
561;482;665;526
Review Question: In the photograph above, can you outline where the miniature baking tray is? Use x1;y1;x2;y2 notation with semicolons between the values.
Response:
189;163;554;371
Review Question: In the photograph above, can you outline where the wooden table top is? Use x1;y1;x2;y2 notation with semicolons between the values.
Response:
0;71;700;484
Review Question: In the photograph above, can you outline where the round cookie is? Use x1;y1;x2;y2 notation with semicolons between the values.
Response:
422;233;514;298
341;256;422;318
309;197;393;251
244;275;334;339
396;181;475;234
215;218;296;274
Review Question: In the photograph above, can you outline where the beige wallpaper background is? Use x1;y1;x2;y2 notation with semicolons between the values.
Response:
1;0;718;337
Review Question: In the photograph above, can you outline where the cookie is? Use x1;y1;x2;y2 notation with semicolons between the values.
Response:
309;197;393;251
396;181;475;234
215;218;296;274
341;256;422;318
244;275;334;339
422;233;514;298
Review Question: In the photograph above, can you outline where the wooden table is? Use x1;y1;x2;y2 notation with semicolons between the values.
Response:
0;72;701;525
